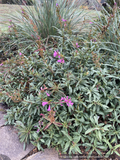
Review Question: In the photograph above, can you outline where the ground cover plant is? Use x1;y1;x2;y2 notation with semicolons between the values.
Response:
0;0;120;159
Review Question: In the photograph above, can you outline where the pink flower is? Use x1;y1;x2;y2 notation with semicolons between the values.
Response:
42;102;48;106
53;50;60;58
89;22;93;24
57;58;65;64
47;105;51;111
76;43;79;48
40;113;44;116
0;63;3;66
62;18;67;22
46;92;50;96
64;23;67;27
19;52;22;56
64;96;74;106
41;87;44;91
37;128;39;133
56;3;58;6
60;96;74;107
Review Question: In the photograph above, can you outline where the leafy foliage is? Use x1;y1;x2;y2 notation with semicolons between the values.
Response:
0;1;120;159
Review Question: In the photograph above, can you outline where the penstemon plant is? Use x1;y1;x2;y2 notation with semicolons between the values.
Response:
0;0;120;159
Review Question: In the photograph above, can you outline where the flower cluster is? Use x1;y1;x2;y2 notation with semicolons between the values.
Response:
60;96;74;107
42;96;73;112
53;50;65;63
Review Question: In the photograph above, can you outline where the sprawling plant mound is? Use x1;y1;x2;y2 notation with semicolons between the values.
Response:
0;1;120;159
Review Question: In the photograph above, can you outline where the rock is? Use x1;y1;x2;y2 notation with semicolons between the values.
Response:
26;148;77;160
0;104;7;127
0;125;34;160
0;104;34;160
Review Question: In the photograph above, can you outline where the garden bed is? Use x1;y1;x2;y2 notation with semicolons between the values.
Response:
0;1;120;159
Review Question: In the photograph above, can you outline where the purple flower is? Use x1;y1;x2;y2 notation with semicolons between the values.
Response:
46;92;50;96
64;96;74;106
76;43;80;48
62;18;67;22
0;63;3;66
37;128;39;133
8;26;11;28
41;87;44;90
47;105;51;111
19;52;22;56
42;102;48;106
60;96;74;107
114;2;117;5
53;50;60;58
91;39;96;42
56;3;58;6
89;22;93;24
57;58;65;64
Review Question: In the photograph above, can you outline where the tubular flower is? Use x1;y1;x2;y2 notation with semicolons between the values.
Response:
46;92;50;96
60;96;73;107
53;50;60;58
57;58;65;64
37;128;39;133
89;22;93;24
42;102;48;106
76;43;80;48
47;105;51;111
62;18;67;22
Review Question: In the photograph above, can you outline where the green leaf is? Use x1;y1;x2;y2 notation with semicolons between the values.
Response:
61;131;72;141
73;136;81;143
69;85;72;94
74;144;82;154
114;150;120;156
97;131;102;141
64;141;70;152
85;128;99;135
105;150;111;158
95;148;102;157
23;142;26;151
114;144;120;150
